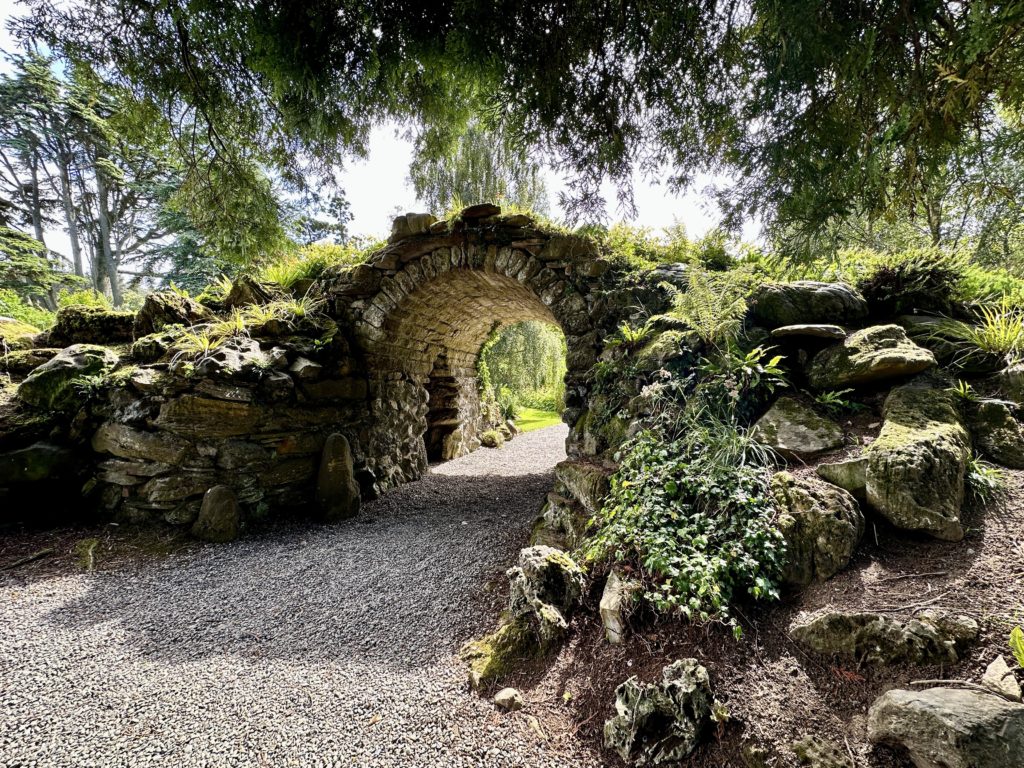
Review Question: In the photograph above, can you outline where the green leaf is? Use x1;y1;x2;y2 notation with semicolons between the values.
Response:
1010;626;1024;668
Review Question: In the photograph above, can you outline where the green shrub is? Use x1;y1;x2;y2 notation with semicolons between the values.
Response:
854;249;965;316
0;288;54;329
57;288;112;308
587;418;784;630
959;264;1024;305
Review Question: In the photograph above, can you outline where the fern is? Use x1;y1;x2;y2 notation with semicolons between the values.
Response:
1011;626;1024;668
669;263;747;349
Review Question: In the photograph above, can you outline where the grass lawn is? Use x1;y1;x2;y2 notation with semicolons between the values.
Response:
516;407;562;433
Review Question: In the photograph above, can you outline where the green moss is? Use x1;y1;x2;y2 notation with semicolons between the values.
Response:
869;386;967;455
0;318;42;350
459;617;535;688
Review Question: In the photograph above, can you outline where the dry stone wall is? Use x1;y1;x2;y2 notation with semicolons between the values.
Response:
1;208;656;532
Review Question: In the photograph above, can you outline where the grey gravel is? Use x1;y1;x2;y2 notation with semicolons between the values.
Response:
1;424;601;767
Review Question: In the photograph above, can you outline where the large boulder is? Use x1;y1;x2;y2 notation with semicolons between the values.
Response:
603;659;717;765
790;610;978;665
17;344;120;410
0;316;41;350
966;399;1024;469
749;281;868;329
864;384;970;541
46;305;134;345
134;291;215;336
0;347;59;376
807;325;935;390
753;398;845;460
868;687;1024;768
554;459;611;515
771;472;864;587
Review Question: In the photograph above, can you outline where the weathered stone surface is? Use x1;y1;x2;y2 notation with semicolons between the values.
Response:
460;617;535;689
0;347;58;375
506;545;585;648
17;344;120;410
92;422;190;464
183;337;268;380
865;384;970;541
603;659;716;765
531;492;588;550
134;291;215;336
47;305;134;345
868;687;1024;768
316;433;360;522
997;362;1024;403
981;655;1022;702
600;569;641;645
791;735;853;768
815;456;867;499
554;459;611;515
130;329;180;363
966;399;1024;469
753;398;845;460
459;203;501;219
223;276;275;308
493;687;524;712
0;317;41;350
155;395;263;438
771;472;864;587
191;485;240;542
749;281;868;329
807;325;936;389
770;324;847;340
289;356;322;380
0;442;75;484
789;610;978;665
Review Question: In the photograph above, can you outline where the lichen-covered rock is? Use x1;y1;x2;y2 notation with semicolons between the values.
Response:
815;456;867;500
460;617;535;689
753;398;845;460
134;291;215;336
868;687;1024;768
966;399;1024;469
600;569;641;645
771;472;864;587
191;484;240;542
130;328;182;363
17;344;120;410
508;545;585;619
530;492;588;550
480;429;505;448
603;659;716;765
791;735;854;768
316;432;360;522
223;276;276;308
0;316;41;350
173;337;269;380
865;384;970;541
0;347;59;375
46;305;134;345
750;281;868;329
789;609;978;665
807;325;935;389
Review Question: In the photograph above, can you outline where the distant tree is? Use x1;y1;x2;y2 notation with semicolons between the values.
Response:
410;123;549;214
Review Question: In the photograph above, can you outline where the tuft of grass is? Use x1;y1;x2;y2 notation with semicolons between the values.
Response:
258;240;383;289
937;298;1024;366
966;454;1007;505
1010;626;1024;668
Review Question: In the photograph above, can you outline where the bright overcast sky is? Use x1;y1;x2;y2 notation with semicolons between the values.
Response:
1;5;759;245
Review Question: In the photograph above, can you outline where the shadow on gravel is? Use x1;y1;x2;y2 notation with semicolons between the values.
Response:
40;469;556;673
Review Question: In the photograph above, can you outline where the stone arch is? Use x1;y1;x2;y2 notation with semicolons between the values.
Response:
323;211;609;492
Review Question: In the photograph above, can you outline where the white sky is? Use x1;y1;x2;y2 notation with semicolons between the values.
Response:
1;3;759;249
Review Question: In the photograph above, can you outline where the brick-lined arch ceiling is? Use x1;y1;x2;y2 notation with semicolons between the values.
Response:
377;269;559;378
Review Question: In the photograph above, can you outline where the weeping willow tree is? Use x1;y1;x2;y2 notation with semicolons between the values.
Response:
479;321;566;413
409;123;549;215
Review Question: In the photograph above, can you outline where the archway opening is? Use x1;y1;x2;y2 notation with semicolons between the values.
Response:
424;351;462;462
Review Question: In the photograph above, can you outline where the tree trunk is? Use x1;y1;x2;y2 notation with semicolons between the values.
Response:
95;165;122;307
58;155;84;277
28;153;47;248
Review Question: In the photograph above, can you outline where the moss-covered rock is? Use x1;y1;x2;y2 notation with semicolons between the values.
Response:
865;384;970;541
134;291;215;336
0;317;41;350
480;429;505;448
0;347;59;376
753;397;845;460
966;400;1024;469
460;616;535;689
749;281;868;329
17;344;120;411
46;305;134;345
771;472;864;588
807;325;936;390
554;459;611;515
815;456;867;500
997;362;1024;404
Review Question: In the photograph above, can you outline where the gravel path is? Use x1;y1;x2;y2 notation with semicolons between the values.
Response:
0;424;602;768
